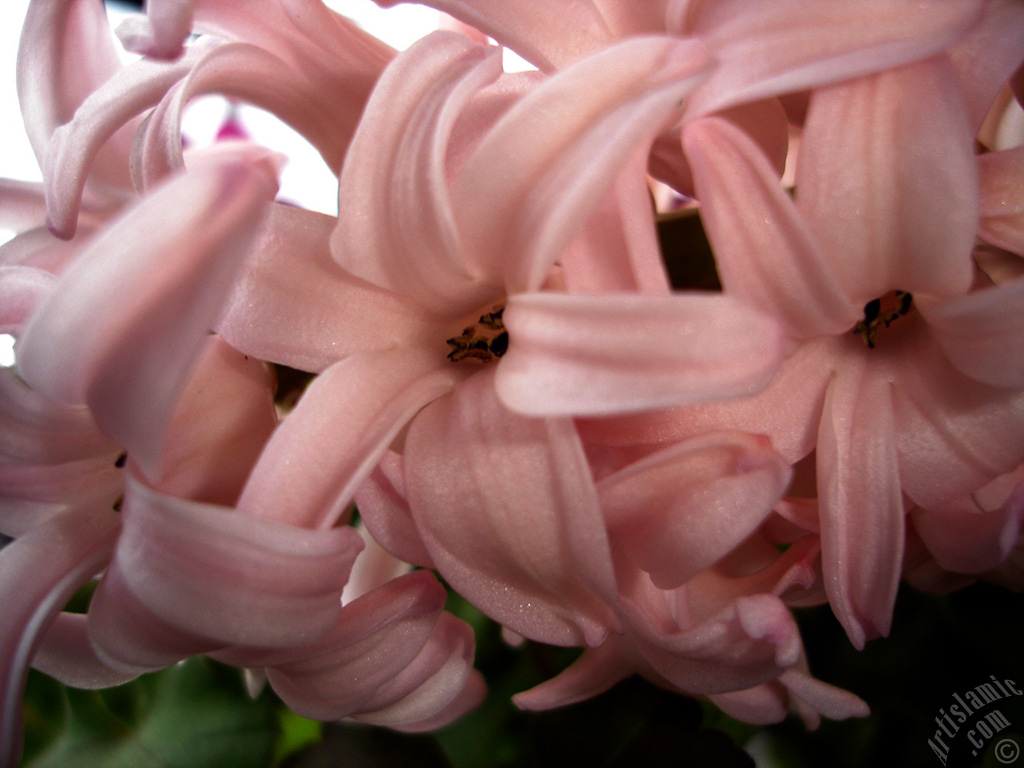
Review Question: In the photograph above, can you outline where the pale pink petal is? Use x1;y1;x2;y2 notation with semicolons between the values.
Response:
333;32;504;315
372;0;617;71
193;0;394;78
622;583;803;694
264;571;447;721
796;58;977;304
0;180;48;235
354;451;437;570
685;538;822;621
496;292;785;416
153;336;277;505
598;432;790;589
778;668;870;723
31;612;138;690
16;0;126;177
0;366;115;466
405;369;621;647
131;41;380;194
341;522;417;604
512;644;632;710
912;486;1024;574
978;147;1024;255
892;329;1024;509
348;613;478;728
920;276;1024;388
386;669;487;733
87;558;225;674
0;265;56;333
0;507;118;768
683;116;859;339
112;475;363;648
559;152;671;295
217;204;432;372
238;348;462;529
576;335;835;465
950;0;1024;133
454;37;712;296
42;38;220;238
116;0;194;59
0;457;121;509
816;357;904;649
17;158;277;478
708;685;788;725
0;227;85;274
684;0;986;118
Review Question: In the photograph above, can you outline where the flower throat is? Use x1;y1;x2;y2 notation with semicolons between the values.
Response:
853;290;914;349
446;306;508;363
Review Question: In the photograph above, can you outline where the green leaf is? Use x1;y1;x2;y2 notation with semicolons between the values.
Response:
24;658;279;768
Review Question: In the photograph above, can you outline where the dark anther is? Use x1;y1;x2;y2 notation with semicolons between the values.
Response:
489;331;509;357
853;291;914;349
114;452;127;468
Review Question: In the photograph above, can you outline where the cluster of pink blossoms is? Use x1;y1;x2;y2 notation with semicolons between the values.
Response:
2;0;1024;764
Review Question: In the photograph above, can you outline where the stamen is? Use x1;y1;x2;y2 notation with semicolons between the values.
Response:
853;290;913;348
446;306;508;363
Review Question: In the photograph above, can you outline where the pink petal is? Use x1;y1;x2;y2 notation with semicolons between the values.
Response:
622;583;803;694
217;204;432;373
950;0;1024;133
0;265;56;333
16;0;126;180
0;365;115;467
0;227;85;274
598;432;791;589
153;336;278;505
385;669;487;733
816;357;904;649
496;291;785;416
559;153;671;295
405;369;621;647
0;180;48;235
576;335;835;465
778;668;870;723
709;684;788;725
684;0;986;117
17;158;277;478
892;329;1024;509
238;348;461;529
87;557;226;674
31;612;138;690
911;487;1024;575
454;37;713;296
130;41;379;194
112;475;364;648
333;32;504;316
264;571;447;721
683;116;859;339
116;0;194;59
42;38;220;239
372;0;618;71
512;644;632;710
978;147;1024;255
796;57;977;304
921;275;1024;388
0;507;119;768
354;451;437;570
348;613;478;729
0;456;121;509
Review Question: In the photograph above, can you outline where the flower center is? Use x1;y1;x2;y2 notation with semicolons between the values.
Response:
446;306;508;364
853;290;914;349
